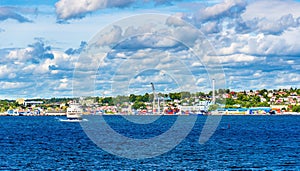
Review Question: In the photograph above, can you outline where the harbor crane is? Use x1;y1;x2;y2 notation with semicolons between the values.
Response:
150;82;160;114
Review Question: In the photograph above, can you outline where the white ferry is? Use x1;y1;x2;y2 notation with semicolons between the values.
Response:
60;102;85;122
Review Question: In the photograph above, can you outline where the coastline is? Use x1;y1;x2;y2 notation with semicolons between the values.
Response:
1;112;300;116
0;112;66;116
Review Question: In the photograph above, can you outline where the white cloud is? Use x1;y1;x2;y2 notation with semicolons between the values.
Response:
203;0;246;18
8;73;16;79
3;0;300;98
23;64;36;73
55;0;184;20
219;54;263;63
166;13;188;27
0;65;13;79
55;0;137;20
254;14;300;35
96;25;123;46
200;21;221;34
0;39;81;98
124;24;153;37
55;0;108;19
33;58;53;74
51;50;77;70
253;71;263;78
0;7;32;23
54;78;70;90
216;26;300;56
193;0;247;22
287;60;294;65
242;0;300;21
6;47;33;61
274;72;300;84
0;81;28;89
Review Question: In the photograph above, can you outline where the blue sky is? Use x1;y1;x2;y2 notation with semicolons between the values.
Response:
1;0;300;99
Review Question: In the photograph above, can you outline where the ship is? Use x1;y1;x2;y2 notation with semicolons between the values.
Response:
60;102;86;122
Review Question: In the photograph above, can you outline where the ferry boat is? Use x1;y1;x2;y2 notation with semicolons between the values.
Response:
60;102;85;122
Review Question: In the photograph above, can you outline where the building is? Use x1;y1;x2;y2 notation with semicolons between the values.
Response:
24;100;43;107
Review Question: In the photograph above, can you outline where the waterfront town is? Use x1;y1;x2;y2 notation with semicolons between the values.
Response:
1;88;300;116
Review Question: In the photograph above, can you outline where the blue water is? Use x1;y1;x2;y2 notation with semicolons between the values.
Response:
0;116;299;170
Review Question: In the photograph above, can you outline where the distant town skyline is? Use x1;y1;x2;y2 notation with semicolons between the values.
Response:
1;0;300;99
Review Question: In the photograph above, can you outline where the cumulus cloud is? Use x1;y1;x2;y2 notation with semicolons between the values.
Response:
255;14;300;35
166;0;248;35
6;39;55;64
193;0;247;23
178;0;300;37
53;77;71;91
164;0;300;91
96;25;123;46
3;0;300;97
55;0;184;21
0;65;13;79
28;39;54;63
216;28;300;57
55;0;135;20
200;21;222;34
218;54;264;63
166;13;188;27
0;38;80;98
50;50;77;71
242;0;300;21
115;34;180;50
273;72;300;85
0;81;28;90
65;41;87;55
0;7;32;23
92;24;190;50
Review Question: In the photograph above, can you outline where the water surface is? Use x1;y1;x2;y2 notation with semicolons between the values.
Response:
0;116;299;170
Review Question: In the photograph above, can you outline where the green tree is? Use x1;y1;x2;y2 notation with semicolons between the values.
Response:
196;92;206;97
225;98;235;106
181;91;191;99
135;95;143;102
169;93;181;100
292;105;300;112
114;95;128;104
142;93;150;102
129;94;136;102
237;94;248;101
102;97;114;106
257;102;270;107
95;96;100;103
132;101;146;110
253;96;261;103
259;89;268;96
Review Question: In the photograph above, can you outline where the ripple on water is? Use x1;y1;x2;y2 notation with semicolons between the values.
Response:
0;116;299;170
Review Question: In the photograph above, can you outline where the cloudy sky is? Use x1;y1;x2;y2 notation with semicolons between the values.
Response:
1;0;300;99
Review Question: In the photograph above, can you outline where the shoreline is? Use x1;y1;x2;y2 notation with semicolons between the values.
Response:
1;113;300;116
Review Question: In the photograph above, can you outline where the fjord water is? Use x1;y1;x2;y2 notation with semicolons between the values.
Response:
0;116;299;170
